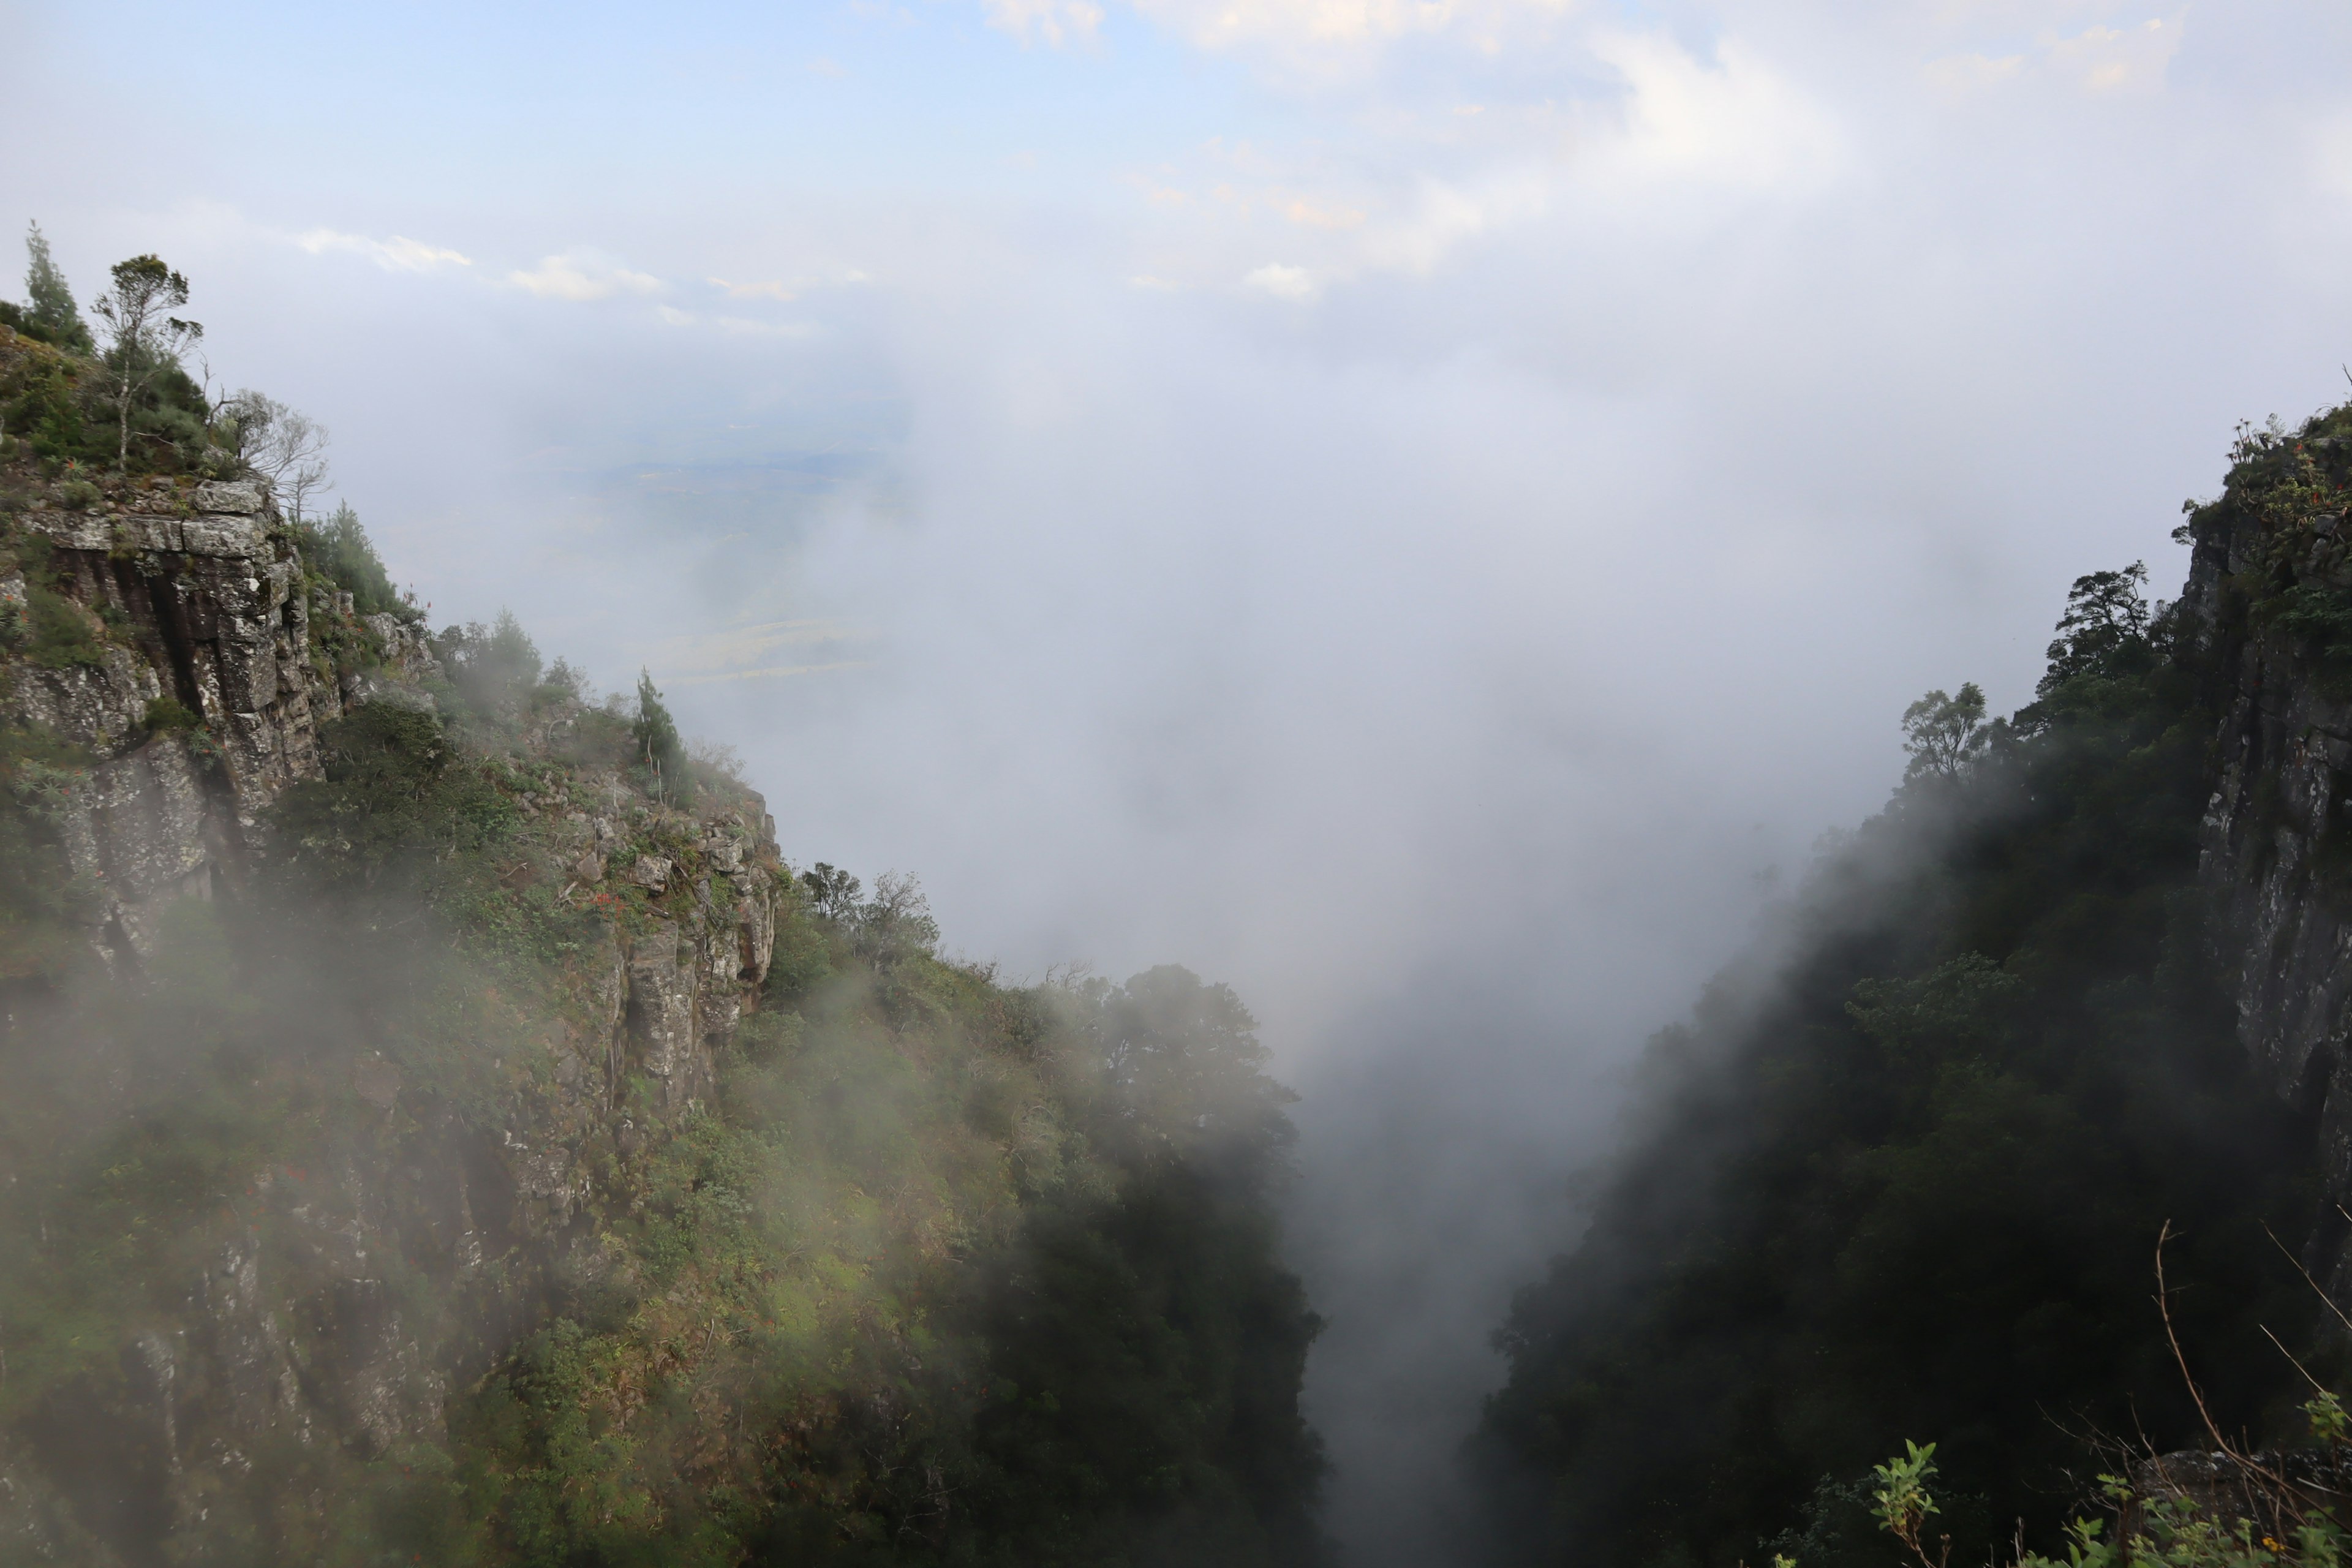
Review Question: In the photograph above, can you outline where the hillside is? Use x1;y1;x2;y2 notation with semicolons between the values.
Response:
0;283;1326;1566
1474;410;2352;1568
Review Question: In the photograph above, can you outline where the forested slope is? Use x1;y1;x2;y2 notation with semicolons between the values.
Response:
0;247;1326;1567
1474;411;2352;1568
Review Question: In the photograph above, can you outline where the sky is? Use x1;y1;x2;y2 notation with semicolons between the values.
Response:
9;1;2352;1559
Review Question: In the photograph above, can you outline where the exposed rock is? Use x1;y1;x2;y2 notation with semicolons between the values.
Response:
351;1057;402;1112
625;922;707;1110
737;876;777;989
363;612;441;681
2186;475;2352;1292
703;828;744;875
17;500;330;899
53;734;218;960
0;461;796;1526
191;480;265;514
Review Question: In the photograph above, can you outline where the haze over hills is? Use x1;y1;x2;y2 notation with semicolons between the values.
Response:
13;4;2352;1566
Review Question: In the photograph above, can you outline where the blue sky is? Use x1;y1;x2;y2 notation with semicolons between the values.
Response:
11;4;2352;1554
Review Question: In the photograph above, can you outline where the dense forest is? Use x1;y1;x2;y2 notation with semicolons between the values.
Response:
1475;410;2352;1567
0;235;1328;1566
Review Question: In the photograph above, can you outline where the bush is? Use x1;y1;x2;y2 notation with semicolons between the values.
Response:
293;503;405;617
141;695;198;733
24;582;104;669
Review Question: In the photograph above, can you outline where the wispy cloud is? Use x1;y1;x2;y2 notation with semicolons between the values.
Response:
508;250;664;301
1123;0;1575;75
295;229;472;271
710;276;799;301
982;0;1104;47
1928;12;2187;99
1243;262;1318;300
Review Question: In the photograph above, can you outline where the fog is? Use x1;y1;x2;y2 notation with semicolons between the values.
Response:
10;0;2352;1559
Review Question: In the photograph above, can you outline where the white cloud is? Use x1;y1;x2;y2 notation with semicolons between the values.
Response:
710;276;799;301
1357;170;1547;274
1927;12;2185;99
1129;0;1573;56
2044;14;2182;94
1585;31;1847;192
715;316;817;337
295;229;472;271
1243;262;1319;299
982;0;1104;47
507;251;665;301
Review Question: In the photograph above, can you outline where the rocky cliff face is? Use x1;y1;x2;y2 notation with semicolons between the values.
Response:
2181;419;2352;1256
10;479;330;959
0;470;794;1559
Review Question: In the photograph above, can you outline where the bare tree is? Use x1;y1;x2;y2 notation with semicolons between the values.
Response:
89;255;202;468
224;390;331;519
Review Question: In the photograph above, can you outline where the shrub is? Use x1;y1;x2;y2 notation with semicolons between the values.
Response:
24;584;103;669
141;695;198;733
293;503;405;617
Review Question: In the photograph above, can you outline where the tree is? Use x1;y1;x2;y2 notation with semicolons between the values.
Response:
224;390;330;519
20;223;92;353
89;255;202;468
1901;683;1989;782
2036;563;2152;698
633;670;689;801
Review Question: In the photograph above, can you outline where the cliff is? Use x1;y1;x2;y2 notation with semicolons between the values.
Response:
1474;413;2346;1568
2176;412;2352;1278
0;459;804;1544
0;319;1324;1567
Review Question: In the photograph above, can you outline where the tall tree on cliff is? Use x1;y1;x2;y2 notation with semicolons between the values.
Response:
90;254;201;468
20;223;93;353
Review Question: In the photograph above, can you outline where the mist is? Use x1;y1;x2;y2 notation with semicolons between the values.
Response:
12;0;2352;1559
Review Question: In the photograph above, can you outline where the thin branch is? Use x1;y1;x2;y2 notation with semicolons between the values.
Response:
2261;1324;2330;1396
2264;1220;2352;1339
2156;1221;2233;1455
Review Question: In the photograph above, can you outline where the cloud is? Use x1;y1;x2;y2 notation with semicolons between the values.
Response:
1284;197;1367;230
294;229;472;271
715;316;817;337
507;250;665;301
1928;12;2186;98
1243;262;1319;298
981;0;1105;47
2044;14;2182;93
1585;31;1847;191
1129;0;1574;57
710;276;799;301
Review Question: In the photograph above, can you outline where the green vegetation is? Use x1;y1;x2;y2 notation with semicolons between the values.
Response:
0;392;1327;1562
1476;417;2349;1567
0;222;95;353
296;501;405;615
633;668;691;802
0;225;237;479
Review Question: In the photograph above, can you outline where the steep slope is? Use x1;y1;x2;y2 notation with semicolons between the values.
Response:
1476;407;2352;1568
2179;409;2352;1234
0;321;1326;1567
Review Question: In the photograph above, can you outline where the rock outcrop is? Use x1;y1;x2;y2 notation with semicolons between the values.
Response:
0;469;792;1543
12;481;328;956
2183;425;2352;1283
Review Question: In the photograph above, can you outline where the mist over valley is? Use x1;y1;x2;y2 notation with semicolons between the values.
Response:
9;4;2352;1566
